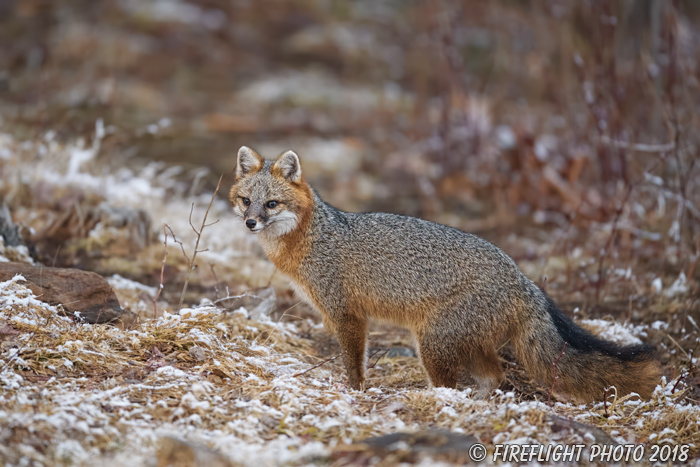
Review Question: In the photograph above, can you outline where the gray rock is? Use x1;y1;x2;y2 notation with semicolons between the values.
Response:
219;286;276;322
189;346;207;362
0;204;23;247
338;430;479;464
547;414;616;445
368;346;417;358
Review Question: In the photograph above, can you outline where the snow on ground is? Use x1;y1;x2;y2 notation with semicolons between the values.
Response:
579;319;645;346
1;275;699;466
0;237;34;265
1;130;699;465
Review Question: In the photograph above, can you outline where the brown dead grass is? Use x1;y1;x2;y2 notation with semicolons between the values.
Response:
1;275;699;466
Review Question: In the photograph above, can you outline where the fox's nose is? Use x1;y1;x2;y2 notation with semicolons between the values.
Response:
245;219;257;230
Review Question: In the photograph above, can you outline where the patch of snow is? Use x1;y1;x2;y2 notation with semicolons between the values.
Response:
665;272;688;297
156;366;187;378
108;274;158;295
579;319;644;346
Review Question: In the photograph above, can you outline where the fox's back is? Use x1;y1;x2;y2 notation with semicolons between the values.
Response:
303;202;531;323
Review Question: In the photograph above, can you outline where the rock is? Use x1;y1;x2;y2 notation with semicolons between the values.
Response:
0;204;23;247
219;286;276;322
0;204;34;264
0;262;136;325
547;415;616;445
157;437;237;467
0;320;20;351
189;346;206;362
369;346;417;358
335;430;479;464
247;286;276;322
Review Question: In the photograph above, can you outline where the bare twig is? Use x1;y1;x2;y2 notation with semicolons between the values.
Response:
666;333;691;360
177;170;234;312
52;245;61;268
672;369;689;394
603;387;608;417
607;386;619;415
599;136;676;153
93;302;106;325
670;339;698;394
261;301;302;346
594;185;633;302
548;342;567;406
292;354;341;378
367;348;390;370
164;224;190;263
212;292;262;305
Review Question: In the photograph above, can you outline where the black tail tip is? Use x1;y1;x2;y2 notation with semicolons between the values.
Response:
544;294;657;362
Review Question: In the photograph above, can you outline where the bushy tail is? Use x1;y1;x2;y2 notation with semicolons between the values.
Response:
513;291;660;403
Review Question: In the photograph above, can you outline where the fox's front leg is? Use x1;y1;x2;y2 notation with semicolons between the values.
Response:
324;313;367;390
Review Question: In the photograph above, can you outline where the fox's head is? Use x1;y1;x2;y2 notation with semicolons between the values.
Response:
229;146;313;237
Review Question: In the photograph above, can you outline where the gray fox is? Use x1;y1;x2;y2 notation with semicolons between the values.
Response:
229;146;660;403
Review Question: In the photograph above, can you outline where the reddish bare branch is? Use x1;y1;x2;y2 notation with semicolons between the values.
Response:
177;170;236;312
548;342;567;406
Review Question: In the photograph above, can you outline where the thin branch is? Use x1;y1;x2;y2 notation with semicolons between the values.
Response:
666;333;691;360
603;387;608;417
599;136;676;153
548;342;567;406
188;203;198;235
203;219;220;228
178;171;234;312
164;224;190;263
52;245;61;268
671;340;697;393
367;348;390;370
292;354;341;378
212;292;260;305
594;184;633;302
261;301;302;346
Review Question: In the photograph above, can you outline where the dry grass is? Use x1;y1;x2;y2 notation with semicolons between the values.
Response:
1;274;698;466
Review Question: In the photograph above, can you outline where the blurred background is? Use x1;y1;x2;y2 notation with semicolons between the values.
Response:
2;3;700;461
0;0;698;305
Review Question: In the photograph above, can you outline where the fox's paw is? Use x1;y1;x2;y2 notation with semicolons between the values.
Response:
347;377;366;391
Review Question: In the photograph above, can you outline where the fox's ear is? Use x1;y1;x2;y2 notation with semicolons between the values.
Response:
236;146;263;178
271;150;302;183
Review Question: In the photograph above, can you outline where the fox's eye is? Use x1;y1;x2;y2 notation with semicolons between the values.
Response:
266;200;278;209
242;197;251;206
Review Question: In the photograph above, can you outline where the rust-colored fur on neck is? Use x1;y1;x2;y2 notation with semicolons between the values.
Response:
259;181;314;274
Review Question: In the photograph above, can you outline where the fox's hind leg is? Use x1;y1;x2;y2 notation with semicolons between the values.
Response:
463;346;504;399
416;331;464;388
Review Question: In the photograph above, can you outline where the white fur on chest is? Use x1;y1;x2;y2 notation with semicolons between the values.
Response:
288;280;320;314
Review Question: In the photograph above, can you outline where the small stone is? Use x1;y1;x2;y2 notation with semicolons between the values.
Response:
189;346;206;362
